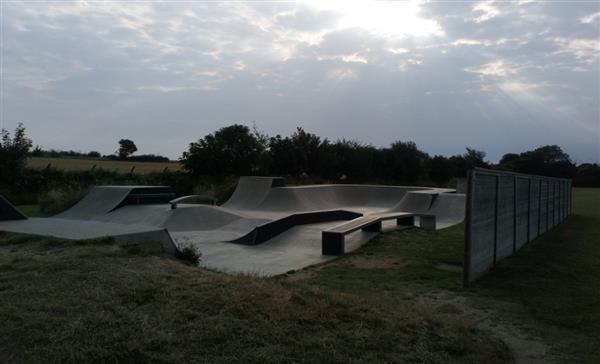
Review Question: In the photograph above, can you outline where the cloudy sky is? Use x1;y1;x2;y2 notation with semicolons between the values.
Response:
1;1;599;162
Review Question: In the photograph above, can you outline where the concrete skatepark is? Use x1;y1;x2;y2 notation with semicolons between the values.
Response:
0;177;466;275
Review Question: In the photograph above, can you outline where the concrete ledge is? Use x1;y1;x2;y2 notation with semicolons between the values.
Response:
229;209;362;245
322;213;436;256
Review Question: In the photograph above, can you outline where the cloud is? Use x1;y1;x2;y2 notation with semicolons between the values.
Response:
580;11;600;24
466;60;515;77
1;0;598;162
472;1;501;23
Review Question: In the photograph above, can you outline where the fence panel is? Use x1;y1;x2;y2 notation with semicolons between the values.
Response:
539;181;548;234
496;175;515;260
464;168;571;286
528;179;540;241
466;173;497;281
515;178;529;250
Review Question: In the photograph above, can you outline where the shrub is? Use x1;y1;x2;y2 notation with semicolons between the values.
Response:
175;245;202;265
38;188;89;215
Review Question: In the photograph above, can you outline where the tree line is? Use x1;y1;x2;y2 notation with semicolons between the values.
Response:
181;124;598;186
1;123;599;199
30;138;170;162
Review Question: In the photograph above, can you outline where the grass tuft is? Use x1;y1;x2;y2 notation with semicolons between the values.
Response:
175;244;202;265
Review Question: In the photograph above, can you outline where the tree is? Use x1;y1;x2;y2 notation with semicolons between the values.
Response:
181;124;264;177
497;145;575;178
268;127;326;176
448;147;489;177
117;139;137;159
573;163;600;187
427;155;453;186
381;141;428;184
0;123;33;184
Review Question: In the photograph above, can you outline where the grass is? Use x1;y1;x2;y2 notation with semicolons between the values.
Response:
281;187;600;362
14;204;49;217
0;239;508;362
27;156;182;174
476;188;600;362
2;187;598;362
297;225;465;294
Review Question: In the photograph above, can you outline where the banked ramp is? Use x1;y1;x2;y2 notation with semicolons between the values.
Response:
56;186;174;220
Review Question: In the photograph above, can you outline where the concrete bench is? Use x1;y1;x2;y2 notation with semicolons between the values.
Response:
169;195;218;209
322;212;436;255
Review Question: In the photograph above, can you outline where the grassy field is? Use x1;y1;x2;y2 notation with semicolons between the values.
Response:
27;156;182;174
2;188;598;363
476;187;600;362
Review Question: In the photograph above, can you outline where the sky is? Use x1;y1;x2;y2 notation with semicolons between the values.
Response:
1;0;599;163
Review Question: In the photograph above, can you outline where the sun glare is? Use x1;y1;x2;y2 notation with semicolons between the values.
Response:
304;0;443;38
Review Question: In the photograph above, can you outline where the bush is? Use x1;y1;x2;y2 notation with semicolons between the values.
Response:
38;188;90;215
175;245;202;265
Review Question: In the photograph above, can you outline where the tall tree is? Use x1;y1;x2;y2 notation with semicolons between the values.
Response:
0;123;32;184
383;141;428;184
181;124;264;177
117;139;138;159
498;145;575;178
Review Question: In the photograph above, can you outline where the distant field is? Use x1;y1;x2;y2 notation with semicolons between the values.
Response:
27;157;182;174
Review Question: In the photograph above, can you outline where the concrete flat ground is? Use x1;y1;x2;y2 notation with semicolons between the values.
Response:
173;222;378;276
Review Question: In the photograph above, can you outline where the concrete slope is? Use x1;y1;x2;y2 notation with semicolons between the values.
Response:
94;203;247;232
55;186;173;220
0;217;176;253
427;193;466;228
254;184;429;213
164;205;245;232
0;194;27;221
387;190;436;214
222;177;285;210
55;186;137;220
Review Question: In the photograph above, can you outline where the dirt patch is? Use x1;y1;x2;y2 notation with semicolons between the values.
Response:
345;255;404;269
436;263;462;272
285;269;316;282
419;290;554;364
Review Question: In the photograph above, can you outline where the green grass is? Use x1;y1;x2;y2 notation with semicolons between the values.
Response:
476;188;600;362
27;156;182;174
284;187;600;362
14;204;48;217
2;188;598;363
0;232;509;363
298;225;465;294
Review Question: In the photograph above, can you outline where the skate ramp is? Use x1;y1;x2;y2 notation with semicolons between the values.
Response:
388;191;436;214
0;176;468;276
427;193;466;228
249;184;429;213
94;204;244;232
222;177;285;210
0;194;27;221
0;217;177;253
55;186;174;220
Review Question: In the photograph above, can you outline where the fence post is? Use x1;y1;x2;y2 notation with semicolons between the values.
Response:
555;182;559;224
463;169;475;287
527;178;531;244
546;181;550;229
569;181;573;215
538;179;542;236
558;182;562;221
493;175;499;266
513;176;517;254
